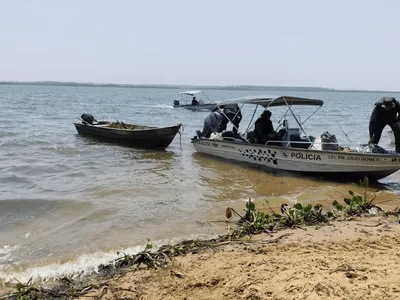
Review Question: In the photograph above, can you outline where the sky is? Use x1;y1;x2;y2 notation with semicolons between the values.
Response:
1;0;399;90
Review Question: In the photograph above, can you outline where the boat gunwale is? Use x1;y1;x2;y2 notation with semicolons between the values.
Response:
191;137;400;158
74;122;182;133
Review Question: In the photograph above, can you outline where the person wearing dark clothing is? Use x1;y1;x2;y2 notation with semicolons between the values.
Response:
247;110;276;144
255;110;275;144
192;97;199;106
196;110;223;138
369;96;400;153
216;104;242;135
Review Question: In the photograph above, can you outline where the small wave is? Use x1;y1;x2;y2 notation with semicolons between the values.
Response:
153;104;174;109
0;174;33;185
0;245;20;267
132;104;174;109
0;234;218;283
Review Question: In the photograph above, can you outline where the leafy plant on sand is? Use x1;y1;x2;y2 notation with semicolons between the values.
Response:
227;176;383;236
239;199;275;234
332;176;381;216
11;278;39;300
280;202;329;227
228;198;330;237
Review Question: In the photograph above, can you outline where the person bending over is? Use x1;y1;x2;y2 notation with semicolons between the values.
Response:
216;104;243;136
369;96;400;153
196;110;223;138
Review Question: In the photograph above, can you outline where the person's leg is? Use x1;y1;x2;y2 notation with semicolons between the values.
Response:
232;119;240;135
226;112;240;135
372;120;387;145
218;118;228;132
391;122;400;153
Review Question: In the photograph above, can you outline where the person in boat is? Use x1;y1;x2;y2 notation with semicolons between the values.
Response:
192;96;199;106
369;96;400;153
196;110;223;138
214;104;243;136
247;110;278;144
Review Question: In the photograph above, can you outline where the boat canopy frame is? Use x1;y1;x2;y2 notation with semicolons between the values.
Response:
176;90;212;105
213;95;324;141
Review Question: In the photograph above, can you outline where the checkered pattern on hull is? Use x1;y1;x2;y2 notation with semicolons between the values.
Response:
238;148;278;165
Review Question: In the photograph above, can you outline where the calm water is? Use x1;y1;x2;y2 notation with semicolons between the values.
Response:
1;84;400;282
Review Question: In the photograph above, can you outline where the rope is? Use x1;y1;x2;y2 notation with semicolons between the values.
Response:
178;123;184;151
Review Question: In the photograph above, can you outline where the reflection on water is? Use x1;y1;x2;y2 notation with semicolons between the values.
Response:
193;152;398;208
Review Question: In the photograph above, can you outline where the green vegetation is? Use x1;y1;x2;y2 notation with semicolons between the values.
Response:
332;177;381;216
230;177;385;238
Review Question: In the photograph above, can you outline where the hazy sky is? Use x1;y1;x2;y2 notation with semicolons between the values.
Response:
1;0;399;90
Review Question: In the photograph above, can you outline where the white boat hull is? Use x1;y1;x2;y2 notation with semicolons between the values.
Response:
192;138;400;180
173;103;217;112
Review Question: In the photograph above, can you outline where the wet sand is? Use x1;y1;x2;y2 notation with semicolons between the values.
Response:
65;213;400;300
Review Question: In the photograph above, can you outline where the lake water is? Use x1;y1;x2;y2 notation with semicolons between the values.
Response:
1;84;399;282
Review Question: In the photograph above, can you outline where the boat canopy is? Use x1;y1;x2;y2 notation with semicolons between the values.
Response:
215;95;324;108
179;90;203;96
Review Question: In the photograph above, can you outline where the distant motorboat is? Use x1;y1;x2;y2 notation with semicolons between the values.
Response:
173;90;217;111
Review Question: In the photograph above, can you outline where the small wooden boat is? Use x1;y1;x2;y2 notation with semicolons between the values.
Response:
74;115;182;148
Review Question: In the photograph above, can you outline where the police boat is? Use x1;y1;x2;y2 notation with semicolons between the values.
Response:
191;95;400;180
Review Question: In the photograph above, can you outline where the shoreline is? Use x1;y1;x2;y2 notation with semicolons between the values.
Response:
2;215;399;300
82;215;400;300
1;81;399;93
2;191;400;300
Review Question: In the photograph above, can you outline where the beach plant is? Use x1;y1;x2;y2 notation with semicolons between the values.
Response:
233;198;330;235
279;202;328;228
240;199;274;234
332;176;381;216
279;203;306;227
11;278;38;300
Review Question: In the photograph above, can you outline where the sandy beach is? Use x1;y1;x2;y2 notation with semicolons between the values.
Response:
2;190;400;300
62;213;399;300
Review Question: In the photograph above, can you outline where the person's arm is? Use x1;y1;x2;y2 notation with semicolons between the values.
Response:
369;105;379;140
237;108;242;121
395;100;400;120
255;118;263;136
266;120;274;134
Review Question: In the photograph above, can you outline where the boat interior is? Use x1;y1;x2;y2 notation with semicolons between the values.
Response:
85;121;154;131
216;119;319;150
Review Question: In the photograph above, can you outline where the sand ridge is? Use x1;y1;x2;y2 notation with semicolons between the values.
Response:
78;215;400;300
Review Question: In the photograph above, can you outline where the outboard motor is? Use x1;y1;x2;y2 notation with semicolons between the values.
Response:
173;100;180;106
81;113;96;124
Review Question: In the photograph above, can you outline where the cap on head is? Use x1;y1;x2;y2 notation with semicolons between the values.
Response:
380;96;396;111
381;96;394;104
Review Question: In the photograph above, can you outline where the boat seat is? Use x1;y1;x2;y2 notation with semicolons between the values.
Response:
281;128;311;149
222;130;246;143
221;131;236;139
287;128;300;136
